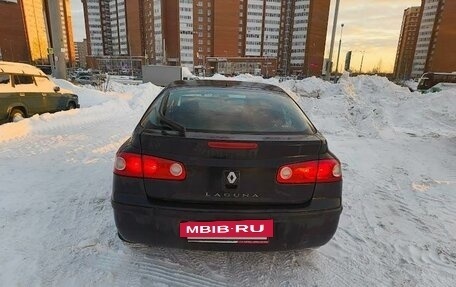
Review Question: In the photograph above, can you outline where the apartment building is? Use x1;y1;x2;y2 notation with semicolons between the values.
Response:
85;0;330;76
82;0;141;56
0;0;75;65
408;0;456;78
82;0;145;70
0;0;30;63
393;7;421;80
75;39;88;68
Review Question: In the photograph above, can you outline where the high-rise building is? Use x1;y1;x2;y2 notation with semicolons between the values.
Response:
393;6;421;80
409;0;456;78
82;0;144;57
0;0;75;65
82;0;145;70
58;0;76;64
75;39;88;68
0;0;30;63
138;0;330;76
85;0;329;76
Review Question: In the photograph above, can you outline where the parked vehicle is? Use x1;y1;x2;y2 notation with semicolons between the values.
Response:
74;75;99;86
417;72;456;93
112;80;343;250
0;61;79;124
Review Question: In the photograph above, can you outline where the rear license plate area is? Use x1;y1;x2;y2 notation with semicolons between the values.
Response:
180;219;273;244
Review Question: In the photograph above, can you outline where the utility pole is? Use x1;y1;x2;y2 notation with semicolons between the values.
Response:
335;23;344;75
325;0;341;80
47;0;67;79
359;51;365;73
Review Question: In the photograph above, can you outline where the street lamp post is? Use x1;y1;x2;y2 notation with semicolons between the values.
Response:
47;0;66;79
359;50;365;73
325;0;341;80
335;23;344;75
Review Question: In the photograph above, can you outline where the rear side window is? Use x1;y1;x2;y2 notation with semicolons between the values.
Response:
0;74;10;85
13;75;35;85
146;87;314;134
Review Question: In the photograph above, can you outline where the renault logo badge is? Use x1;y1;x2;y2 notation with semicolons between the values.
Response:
227;172;237;184
224;171;240;185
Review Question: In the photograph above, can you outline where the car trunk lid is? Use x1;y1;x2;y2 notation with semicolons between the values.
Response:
140;131;322;205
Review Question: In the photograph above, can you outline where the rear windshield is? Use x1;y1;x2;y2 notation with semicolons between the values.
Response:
145;87;314;134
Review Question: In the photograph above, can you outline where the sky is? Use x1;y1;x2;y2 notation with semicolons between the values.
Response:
70;0;422;73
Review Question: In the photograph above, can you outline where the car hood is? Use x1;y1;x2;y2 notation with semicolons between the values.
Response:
60;87;78;95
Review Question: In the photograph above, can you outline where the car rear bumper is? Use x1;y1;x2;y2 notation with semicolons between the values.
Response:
112;199;342;251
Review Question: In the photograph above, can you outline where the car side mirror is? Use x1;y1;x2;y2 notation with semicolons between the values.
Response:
54;86;60;92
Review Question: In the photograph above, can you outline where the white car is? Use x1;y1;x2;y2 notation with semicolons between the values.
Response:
0;61;79;124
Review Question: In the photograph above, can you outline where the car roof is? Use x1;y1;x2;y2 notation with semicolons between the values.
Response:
168;80;285;93
0;61;46;76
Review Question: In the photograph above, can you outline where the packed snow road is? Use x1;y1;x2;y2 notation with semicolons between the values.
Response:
0;75;455;286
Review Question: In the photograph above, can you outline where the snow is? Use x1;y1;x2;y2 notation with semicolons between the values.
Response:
182;66;194;79
1;74;455;286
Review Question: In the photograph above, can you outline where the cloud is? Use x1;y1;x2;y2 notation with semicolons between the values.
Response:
326;0;422;72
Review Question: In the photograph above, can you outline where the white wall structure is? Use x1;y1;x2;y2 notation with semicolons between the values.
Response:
411;0;439;78
59;0;69;61
179;0;194;69
262;0;281;57
245;0;263;56
86;0;103;56
109;0;128;55
153;0;164;63
290;0;310;67
84;0;129;56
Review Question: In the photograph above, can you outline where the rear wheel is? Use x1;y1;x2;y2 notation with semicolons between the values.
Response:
67;102;77;110
9;108;25;122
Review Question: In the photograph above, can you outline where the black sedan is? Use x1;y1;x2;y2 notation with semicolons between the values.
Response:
112;80;342;250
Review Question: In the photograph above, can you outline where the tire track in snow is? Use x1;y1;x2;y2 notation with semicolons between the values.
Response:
219;251;311;287
160;248;229;283
94;250;227;287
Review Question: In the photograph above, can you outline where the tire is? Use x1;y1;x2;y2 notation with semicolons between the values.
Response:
67;102;77;110
117;232;133;243
9;108;25;122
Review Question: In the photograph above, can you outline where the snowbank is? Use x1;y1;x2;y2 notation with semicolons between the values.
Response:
0;80;162;143
203;73;456;139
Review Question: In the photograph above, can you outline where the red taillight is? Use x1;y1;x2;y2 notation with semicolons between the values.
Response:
114;153;142;177
277;159;342;184
142;155;186;180
114;152;186;180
